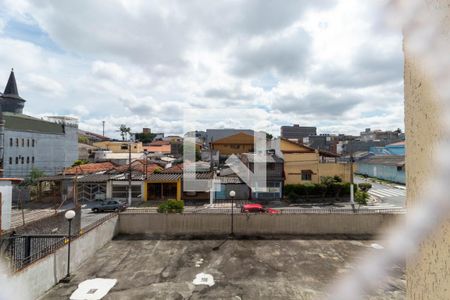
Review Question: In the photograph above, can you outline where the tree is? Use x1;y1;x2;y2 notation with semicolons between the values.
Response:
72;159;89;167
20;167;44;186
78;135;90;144
119;124;131;141
355;190;369;206
20;168;45;201
135;132;156;143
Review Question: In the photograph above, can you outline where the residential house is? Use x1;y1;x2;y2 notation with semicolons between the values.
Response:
268;138;352;185
144;140;171;154
356;155;405;184
92;140;143;153
360;128;404;142
93;150;144;164
205;128;254;145
214;174;249;200
211;132;255;156
0;69;78;178
239;153;284;200
144;163;211;201
78;129;110;144
384;141;405;156
78;143;98;161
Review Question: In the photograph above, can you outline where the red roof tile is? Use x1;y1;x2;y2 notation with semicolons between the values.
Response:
64;162;115;175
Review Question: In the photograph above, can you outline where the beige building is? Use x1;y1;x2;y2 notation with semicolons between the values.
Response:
211;132;255;155
269;138;351;184
405;2;450;299
93;141;143;153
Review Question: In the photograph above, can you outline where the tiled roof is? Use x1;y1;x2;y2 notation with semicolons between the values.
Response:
241;153;283;163
146;173;182;182
111;160;162;174
77;174;112;183
162;164;184;173
280;138;340;157
212;132;254;145
217;176;243;184
64;162;115;175
146;171;213;182
148;140;170;146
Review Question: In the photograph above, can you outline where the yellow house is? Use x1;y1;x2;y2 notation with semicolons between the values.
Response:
270;138;351;185
211;132;254;155
93;141;143;153
144;173;182;201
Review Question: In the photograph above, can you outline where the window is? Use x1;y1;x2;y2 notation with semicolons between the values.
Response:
15;138;19;147
32;139;35;147
32;157;35;164
27;139;30;147
121;144;128;150
230;144;240;149
21;157;24;164
9;157;12;165
9;138;12;147
15;157;18;164
26;157;30;164
301;170;312;181
21;139;24;147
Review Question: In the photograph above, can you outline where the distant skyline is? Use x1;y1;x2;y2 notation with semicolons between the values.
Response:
0;0;403;138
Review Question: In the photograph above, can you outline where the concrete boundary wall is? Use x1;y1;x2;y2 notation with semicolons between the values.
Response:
8;215;119;300
118;213;403;236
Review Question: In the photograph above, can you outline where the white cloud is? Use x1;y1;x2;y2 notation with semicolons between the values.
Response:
0;0;404;137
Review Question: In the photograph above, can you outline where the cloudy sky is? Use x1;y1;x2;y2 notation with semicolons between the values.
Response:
0;0;403;138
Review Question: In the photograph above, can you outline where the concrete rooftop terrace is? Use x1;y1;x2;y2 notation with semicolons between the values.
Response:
42;238;404;299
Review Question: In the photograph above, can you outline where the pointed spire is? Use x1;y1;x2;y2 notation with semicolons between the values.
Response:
4;68;19;96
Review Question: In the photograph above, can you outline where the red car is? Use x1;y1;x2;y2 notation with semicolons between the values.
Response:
240;203;281;214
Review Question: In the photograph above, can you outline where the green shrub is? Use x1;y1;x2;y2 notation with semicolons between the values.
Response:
157;202;169;213
358;183;372;192
157;199;184;213
355;191;369;205
287;192;299;202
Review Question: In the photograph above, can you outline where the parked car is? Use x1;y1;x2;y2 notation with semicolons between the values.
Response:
91;200;127;213
240;203;280;214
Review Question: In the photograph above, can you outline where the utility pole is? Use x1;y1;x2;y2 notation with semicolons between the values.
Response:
349;140;356;212
102;121;105;137
128;138;132;206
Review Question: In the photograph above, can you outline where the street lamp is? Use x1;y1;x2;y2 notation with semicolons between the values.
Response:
229;190;236;236
61;209;76;283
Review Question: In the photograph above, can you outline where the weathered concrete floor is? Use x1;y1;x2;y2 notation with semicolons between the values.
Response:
43;238;405;299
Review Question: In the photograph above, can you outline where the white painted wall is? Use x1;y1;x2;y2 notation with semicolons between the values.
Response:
0;180;13;231
6;216;118;300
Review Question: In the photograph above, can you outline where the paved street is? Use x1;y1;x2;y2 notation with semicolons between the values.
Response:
355;176;406;209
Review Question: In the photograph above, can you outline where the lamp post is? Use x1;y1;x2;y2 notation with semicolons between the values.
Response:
61;209;76;283
229;190;236;236
349;141;356;213
143;150;149;180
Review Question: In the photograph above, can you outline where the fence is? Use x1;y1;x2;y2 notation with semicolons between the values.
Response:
0;212;117;273
125;207;406;215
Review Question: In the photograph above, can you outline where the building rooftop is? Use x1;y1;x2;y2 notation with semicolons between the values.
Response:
359;155;405;167
64;162;116;175
3;112;68;134
43;238;405;299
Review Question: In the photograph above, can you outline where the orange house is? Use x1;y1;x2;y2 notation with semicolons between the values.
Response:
211;132;254;155
144;140;171;154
